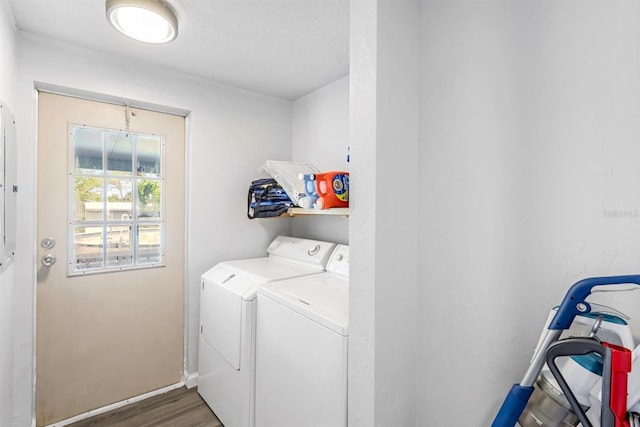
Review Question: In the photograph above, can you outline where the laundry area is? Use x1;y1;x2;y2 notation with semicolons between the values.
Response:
199;236;347;427
4;1;640;427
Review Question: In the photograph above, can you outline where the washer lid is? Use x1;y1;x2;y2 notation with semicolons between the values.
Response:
217;257;326;298
202;263;260;300
259;273;348;335
201;265;257;370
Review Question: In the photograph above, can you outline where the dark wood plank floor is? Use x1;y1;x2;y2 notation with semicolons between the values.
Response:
68;387;223;427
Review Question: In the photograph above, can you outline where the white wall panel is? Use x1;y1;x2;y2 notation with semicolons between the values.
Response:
349;1;420;425
0;0;15;425
418;1;640;425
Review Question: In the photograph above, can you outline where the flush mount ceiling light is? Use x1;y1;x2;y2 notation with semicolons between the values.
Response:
106;0;178;44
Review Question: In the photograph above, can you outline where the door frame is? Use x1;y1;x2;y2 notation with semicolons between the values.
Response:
31;83;192;424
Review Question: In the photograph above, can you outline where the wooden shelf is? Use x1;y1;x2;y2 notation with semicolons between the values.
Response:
284;207;349;217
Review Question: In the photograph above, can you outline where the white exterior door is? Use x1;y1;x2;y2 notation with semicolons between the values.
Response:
36;92;186;426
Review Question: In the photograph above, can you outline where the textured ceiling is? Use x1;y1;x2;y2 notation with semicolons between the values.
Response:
7;0;350;100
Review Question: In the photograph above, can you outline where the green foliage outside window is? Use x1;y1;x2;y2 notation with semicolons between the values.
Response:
75;176;103;202
137;180;160;204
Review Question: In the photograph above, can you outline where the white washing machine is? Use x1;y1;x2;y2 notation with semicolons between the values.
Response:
198;236;337;427
255;244;349;427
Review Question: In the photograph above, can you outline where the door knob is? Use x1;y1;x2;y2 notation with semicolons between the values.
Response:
41;254;56;267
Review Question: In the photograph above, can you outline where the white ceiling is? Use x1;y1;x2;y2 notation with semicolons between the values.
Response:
7;0;350;100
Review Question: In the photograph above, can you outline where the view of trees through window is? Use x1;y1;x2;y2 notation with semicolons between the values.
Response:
71;126;164;273
74;177;160;204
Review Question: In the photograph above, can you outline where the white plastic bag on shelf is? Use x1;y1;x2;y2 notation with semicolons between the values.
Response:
263;160;320;207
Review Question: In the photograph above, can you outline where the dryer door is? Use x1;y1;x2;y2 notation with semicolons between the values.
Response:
201;266;256;370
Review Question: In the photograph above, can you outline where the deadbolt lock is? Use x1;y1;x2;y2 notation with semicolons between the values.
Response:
41;238;56;250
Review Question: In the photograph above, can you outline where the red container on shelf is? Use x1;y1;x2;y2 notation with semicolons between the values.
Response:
315;171;349;209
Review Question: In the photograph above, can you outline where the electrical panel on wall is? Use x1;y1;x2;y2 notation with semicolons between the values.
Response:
0;102;17;274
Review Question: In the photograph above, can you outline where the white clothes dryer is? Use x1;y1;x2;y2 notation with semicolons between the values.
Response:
198;236;337;427
255;244;349;427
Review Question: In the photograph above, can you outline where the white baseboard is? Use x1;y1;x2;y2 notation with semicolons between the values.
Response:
44;381;185;427
183;371;198;389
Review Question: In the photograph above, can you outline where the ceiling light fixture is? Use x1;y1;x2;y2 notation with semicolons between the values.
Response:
106;0;178;44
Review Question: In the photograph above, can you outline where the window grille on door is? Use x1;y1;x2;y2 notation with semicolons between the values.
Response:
68;125;165;275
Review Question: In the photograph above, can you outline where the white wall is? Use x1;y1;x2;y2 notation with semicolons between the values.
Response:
349;0;420;425
418;1;640;425
13;33;293;425
0;0;14;107
291;75;349;244
0;0;15;425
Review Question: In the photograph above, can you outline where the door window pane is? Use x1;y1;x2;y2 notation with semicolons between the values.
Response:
137;224;161;264
107;178;133;221
106;132;133;175
137;135;161;177
74;177;104;222
74;225;104;270
69;125;164;275
107;224;133;267
137;179;161;220
74;127;103;174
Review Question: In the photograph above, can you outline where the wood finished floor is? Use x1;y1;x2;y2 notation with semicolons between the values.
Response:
68;387;223;427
